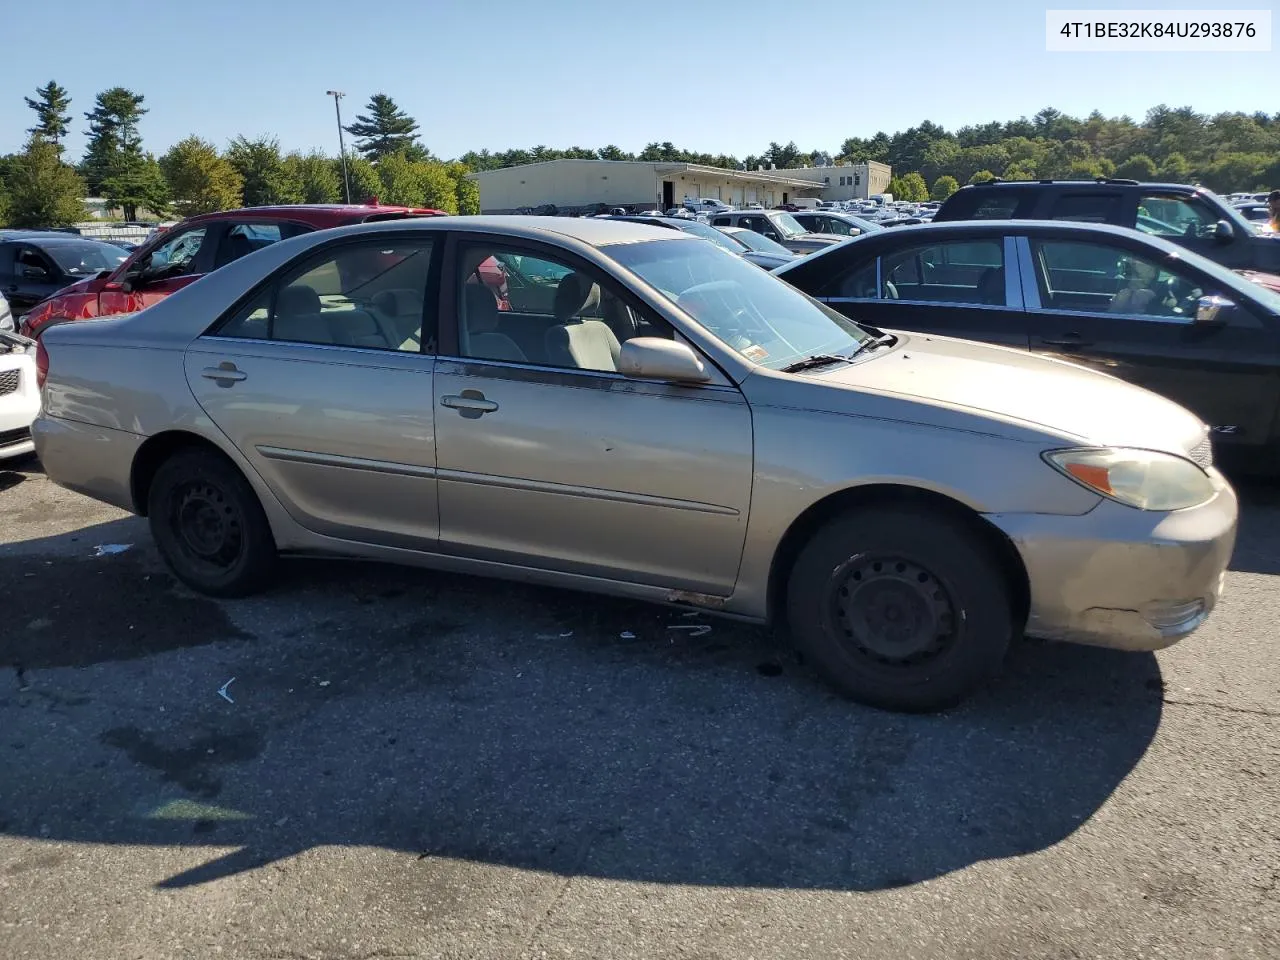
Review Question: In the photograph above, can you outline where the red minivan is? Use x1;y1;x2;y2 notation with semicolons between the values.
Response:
21;204;447;337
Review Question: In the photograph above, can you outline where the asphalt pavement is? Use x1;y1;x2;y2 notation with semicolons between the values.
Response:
1;456;1277;959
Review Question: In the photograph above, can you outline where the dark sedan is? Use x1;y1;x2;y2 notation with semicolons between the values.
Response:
0;232;129;311
604;216;798;269
774;220;1280;457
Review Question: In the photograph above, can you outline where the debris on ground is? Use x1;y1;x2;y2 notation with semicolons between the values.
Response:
217;677;236;704
667;624;712;638
92;543;133;557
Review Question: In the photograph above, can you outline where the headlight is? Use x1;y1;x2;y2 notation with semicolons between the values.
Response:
1043;447;1214;511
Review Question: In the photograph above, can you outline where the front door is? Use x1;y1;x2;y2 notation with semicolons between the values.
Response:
1023;235;1280;446
433;236;753;594
100;222;220;317
185;235;442;547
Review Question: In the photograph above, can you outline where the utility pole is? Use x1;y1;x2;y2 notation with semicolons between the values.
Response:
326;90;351;204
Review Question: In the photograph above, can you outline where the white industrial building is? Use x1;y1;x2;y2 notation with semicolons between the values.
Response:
469;160;830;214
467;158;894;213
769;161;894;201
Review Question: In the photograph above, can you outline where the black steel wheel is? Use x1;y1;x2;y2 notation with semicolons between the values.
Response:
148;447;277;597
786;504;1014;712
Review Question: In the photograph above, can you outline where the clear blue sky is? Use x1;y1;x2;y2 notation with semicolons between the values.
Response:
3;0;1275;161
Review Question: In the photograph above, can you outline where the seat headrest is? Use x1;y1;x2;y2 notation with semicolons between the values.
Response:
464;283;500;333
553;272;601;323
277;285;321;317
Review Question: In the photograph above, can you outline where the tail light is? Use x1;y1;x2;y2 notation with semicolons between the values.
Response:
35;339;49;391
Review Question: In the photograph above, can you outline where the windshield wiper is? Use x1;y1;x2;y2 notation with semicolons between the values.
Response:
780;353;857;373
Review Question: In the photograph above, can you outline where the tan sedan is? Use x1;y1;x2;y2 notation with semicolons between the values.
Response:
32;217;1238;711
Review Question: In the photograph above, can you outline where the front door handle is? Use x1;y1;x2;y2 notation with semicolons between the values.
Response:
441;392;499;417
201;363;247;384
1041;334;1093;348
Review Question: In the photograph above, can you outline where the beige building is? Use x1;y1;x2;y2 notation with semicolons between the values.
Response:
769;161;894;201
468;160;829;214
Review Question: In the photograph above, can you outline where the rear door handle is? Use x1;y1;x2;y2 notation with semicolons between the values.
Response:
201;364;247;383
441;393;499;415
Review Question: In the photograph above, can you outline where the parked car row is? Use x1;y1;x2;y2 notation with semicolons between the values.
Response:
32;213;1238;716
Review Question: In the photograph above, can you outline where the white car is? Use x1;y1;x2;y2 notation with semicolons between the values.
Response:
0;291;13;334
0;328;40;461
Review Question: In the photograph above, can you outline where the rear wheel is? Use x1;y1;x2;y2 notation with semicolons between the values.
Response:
147;448;277;597
786;505;1014;712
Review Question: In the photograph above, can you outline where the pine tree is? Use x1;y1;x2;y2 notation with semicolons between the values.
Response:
82;87;148;194
24;82;72;149
344;94;422;161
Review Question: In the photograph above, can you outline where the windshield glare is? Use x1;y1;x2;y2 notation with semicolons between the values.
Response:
727;229;793;257
675;220;748;253
772;213;806;237
608;238;870;370
45;241;129;275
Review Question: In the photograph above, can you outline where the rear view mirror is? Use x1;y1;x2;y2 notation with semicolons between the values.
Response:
1195;294;1234;326
618;337;711;383
1214;220;1234;243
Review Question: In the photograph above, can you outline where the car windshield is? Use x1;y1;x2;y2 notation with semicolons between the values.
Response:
43;241;129;275
674;220;749;253
771;213;807;237
608;237;872;370
724;228;793;257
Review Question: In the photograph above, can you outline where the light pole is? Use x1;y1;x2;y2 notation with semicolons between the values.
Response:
326;90;351;204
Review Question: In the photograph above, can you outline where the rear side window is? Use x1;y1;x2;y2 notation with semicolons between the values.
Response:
879;239;1007;305
216;239;436;352
1048;194;1120;223
940;190;1023;220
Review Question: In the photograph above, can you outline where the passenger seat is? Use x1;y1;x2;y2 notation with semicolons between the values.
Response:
545;273;621;371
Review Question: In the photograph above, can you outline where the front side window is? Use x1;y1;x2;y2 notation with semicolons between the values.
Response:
1031;239;1209;322
608;237;873;372
17;246;56;277
825;217;855;236
218;239;434;351
455;244;671;373
140;227;208;279
1135;194;1217;239
878;239;1006;305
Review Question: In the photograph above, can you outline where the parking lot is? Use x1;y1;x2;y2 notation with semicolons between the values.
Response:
1;457;1278;959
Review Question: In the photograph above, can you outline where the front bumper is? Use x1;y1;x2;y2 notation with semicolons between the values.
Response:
31;414;145;512
986;471;1238;652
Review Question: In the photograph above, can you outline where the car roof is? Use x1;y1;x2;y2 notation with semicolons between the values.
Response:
954;179;1196;193
172;204;448;229
291;214;680;247
0;231;120;248
772;219;1190;276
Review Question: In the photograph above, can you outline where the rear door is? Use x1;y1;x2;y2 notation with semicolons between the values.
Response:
813;234;1031;348
1021;234;1280;446
185;233;442;547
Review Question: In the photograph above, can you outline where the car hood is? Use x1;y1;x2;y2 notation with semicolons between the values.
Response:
1236;269;1280;295
807;332;1207;454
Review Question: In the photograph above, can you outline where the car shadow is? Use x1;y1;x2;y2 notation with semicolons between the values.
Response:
1225;472;1280;575
0;518;1164;894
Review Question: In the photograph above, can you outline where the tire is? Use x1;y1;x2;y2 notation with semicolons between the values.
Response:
147;448;278;598
786;505;1014;713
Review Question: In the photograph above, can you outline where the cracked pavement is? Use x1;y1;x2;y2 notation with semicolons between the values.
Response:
1;456;1278;959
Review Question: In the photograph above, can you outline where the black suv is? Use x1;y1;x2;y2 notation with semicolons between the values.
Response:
934;179;1280;272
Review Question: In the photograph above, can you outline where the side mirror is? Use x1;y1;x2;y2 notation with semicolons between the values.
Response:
1195;294;1234;326
618;337;711;383
1214;220;1234;243
21;266;51;281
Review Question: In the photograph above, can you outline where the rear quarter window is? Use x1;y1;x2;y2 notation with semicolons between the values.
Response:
938;190;1026;220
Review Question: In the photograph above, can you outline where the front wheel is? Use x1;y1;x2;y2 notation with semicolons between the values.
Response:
786;505;1014;713
147;448;278;597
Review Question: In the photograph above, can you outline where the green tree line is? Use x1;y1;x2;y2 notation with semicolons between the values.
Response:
2;88;1277;228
